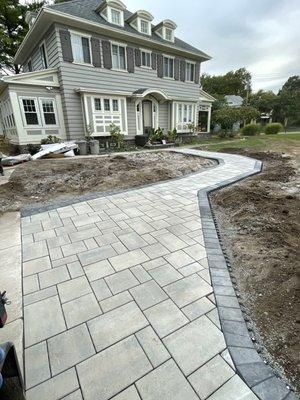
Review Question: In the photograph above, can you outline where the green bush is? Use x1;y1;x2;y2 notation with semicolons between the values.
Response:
264;123;283;135
109;123;124;148
241;124;261;136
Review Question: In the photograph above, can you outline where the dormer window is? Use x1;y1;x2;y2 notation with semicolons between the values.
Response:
96;0;126;27
153;20;177;43
110;8;122;25
126;10;153;36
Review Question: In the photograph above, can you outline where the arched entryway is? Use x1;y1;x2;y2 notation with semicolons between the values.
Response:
135;97;159;135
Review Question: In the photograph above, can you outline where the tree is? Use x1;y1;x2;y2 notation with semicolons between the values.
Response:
248;90;279;114
212;106;260;136
201;68;252;98
0;0;45;74
274;76;300;129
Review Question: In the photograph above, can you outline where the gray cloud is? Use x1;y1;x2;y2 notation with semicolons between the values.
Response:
126;0;300;92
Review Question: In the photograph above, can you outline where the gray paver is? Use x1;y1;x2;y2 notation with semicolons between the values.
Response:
182;296;215;320
179;261;205;276
24;296;66;347
105;269;139;294
62;390;83;400
130;280;168;310
100;291;133;313
165;274;212;308
207;375;258;400
135;326;170;367
23;240;48;262
142;242;170;259
109;249;149;271
67;261;84;278
188;355;235;399
111;386;140;400
163;316;226;375
77;336;152;400
164;250;195;269
84;259;115;282
78;245;117;266
48;324;95;376
26;368;79;400
63;293;101;328
23;256;52;276
145;299;188;338
88;302;148;351
23;274;39;294
58;276;91;303
136;359;198;400
91;278;112;301
61;241;87;257
184;243;206;261
39;265;70;289
24;286;57;306
25;341;51;389
118;231;148;250
130;264;151;283
148;263;182;286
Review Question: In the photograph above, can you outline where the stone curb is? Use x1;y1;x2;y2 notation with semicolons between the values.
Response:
197;156;299;400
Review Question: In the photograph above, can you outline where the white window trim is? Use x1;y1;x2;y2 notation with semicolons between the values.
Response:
93;97;121;114
39;41;49;69
69;30;93;66
108;6;124;26
111;41;127;71
185;60;196;83
140;49;152;69
39;97;59;128
163;55;175;79
19;97;42;128
139;18;151;35
173;101;197;132
163;27;174;42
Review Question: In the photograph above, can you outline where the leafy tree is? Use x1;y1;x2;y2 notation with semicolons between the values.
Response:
0;0;45;74
248;90;279;114
238;106;260;123
212;106;259;136
201;68;251;98
274;76;300;129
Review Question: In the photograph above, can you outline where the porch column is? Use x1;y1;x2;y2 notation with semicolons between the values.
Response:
207;107;212;133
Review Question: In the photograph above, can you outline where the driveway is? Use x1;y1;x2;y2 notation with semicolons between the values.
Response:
19;149;262;400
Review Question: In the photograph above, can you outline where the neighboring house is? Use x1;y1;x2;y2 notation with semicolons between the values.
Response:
225;95;243;107
0;0;213;147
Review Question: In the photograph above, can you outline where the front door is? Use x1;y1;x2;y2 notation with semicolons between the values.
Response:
143;100;152;134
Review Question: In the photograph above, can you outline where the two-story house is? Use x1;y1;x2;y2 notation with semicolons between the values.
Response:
0;0;214;147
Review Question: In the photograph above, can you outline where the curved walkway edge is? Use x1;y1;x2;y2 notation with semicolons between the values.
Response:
18;149;298;400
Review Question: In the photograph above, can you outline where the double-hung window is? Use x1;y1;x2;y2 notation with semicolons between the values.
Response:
163;56;174;78
141;50;151;68
41;99;57;125
22;99;39;126
111;8;121;25
71;33;91;64
175;102;195;132
186;62;195;82
165;28;173;42
140;19;150;35
39;43;48;69
112;44;126;70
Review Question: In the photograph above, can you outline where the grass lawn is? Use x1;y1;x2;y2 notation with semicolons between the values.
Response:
191;132;300;153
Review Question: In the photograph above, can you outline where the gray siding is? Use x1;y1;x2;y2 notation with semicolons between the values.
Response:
158;103;169;132
22;26;60;72
126;100;136;134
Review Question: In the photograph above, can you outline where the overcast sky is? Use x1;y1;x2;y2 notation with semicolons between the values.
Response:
123;0;300;93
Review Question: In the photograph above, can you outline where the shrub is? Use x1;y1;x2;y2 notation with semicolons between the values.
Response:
264;123;283;135
241;124;261;136
41;135;60;145
109;123;124;148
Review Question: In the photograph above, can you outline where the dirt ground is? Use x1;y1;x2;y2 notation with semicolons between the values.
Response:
211;148;300;392
0;151;215;214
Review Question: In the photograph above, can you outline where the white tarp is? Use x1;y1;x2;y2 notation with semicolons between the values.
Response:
1;153;32;166
31;142;78;160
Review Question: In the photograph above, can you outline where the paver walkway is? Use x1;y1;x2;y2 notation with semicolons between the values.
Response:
21;149;260;400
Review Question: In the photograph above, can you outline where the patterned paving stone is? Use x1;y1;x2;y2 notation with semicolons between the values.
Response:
163;316;226;375
182;296;215;320
100;291;133;313
105;269;139;294
78;245;117;266
61;389;83;400
130;280;168;310
184;243;206;261
23;256;52;276
24;296;66;347
148;263;182;286
58;276;91;303
23;274;39;295
77;336;152;400
164;274;212;308
207;375;259;400
91;278;112;301
26;368;79;400
84;259;115;282
48;324;95;376
130;264;151;283
136;359;198;400
111;386;141;399
145;299;188;338
109;249;150;271
163;250;195;269
39;265;70;289
24;286;57;306
67;261;84;278
25;341;51;389
23;240;48;262
135;326;170;367
179;261;205;276
118;231;148;250
88;302;148;351
188;354;235;399
156;233;187;252
62;293;101;328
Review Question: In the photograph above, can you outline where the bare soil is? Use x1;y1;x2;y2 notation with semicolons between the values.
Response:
0;151;215;214
211;148;300;392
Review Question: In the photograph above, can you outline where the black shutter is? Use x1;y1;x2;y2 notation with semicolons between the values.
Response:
102;40;112;69
157;54;163;78
135;48;141;67
91;37;101;67
59;29;73;63
194;61;200;84
127;47;135;73
174;58;180;81
151;53;157;70
180;60;186;82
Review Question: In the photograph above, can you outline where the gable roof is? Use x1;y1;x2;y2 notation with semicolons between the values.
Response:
47;0;210;59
